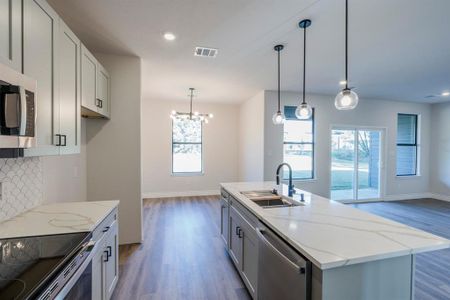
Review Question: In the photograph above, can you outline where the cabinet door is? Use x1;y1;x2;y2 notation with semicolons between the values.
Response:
23;0;60;156
92;243;106;300
104;220;119;300
229;207;243;269
96;63;110;118
58;21;81;155
220;197;229;248
0;0;21;71
240;221;258;298
81;44;97;112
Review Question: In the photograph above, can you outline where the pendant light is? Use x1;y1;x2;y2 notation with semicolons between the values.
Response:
272;45;285;125
170;88;213;123
295;19;313;120
335;0;359;110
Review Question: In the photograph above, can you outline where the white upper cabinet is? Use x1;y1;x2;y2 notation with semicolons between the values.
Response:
0;0;22;71
96;63;110;118
81;44;98;113
58;21;81;155
23;0;60;156
12;0;110;156
81;44;110;119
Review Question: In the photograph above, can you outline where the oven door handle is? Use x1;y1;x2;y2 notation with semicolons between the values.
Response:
54;240;97;300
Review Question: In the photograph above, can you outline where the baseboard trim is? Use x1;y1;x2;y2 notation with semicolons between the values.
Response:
142;190;220;199
429;193;450;202
382;193;432;201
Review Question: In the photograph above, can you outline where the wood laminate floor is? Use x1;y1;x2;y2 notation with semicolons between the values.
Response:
111;196;251;300
353;199;450;300
112;197;450;300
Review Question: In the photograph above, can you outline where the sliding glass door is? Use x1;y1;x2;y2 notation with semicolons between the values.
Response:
331;128;383;201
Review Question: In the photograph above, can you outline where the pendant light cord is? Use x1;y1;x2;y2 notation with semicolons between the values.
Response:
345;0;349;90
302;24;307;105
277;48;281;113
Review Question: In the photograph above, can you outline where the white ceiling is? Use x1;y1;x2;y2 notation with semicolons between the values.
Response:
48;0;450;104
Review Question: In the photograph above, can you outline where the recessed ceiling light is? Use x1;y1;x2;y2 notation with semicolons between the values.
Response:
339;80;347;85
163;32;176;41
441;91;450;97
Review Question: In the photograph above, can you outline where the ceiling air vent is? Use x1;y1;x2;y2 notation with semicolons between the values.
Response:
194;47;218;58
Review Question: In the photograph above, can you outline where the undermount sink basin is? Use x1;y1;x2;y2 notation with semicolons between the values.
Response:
241;190;303;208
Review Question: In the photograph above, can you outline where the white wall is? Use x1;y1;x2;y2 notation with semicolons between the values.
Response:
42;119;87;203
263;91;431;199
430;102;450;198
87;54;143;244
141;99;239;197
238;91;265;181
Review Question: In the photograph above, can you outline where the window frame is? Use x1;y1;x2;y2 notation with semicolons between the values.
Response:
171;118;204;175
396;113;418;177
282;107;315;181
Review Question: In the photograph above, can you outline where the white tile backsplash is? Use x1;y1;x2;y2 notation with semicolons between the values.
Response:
0;157;43;222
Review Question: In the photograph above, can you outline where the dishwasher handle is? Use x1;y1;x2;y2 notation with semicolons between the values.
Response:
256;227;307;273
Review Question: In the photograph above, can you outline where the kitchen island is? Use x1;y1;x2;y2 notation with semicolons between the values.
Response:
220;182;450;300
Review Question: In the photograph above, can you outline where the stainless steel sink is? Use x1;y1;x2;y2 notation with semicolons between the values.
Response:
241;190;303;208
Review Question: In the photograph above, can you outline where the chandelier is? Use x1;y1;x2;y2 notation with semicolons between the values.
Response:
170;88;213;123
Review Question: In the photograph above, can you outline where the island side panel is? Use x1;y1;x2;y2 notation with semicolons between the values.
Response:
316;254;414;300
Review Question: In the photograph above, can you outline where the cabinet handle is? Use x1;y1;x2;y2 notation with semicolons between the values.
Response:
61;135;67;147
235;226;240;236
107;246;112;257
100;99;103;108
55;134;62;146
102;226;110;233
103;250;109;262
238;228;243;239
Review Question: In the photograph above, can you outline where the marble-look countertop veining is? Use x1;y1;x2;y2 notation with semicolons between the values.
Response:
221;182;450;270
0;200;119;239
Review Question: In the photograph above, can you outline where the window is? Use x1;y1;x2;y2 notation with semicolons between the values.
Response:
172;118;202;174
283;106;314;180
396;114;418;176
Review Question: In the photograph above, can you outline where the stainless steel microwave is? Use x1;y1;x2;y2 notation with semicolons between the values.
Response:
0;63;36;157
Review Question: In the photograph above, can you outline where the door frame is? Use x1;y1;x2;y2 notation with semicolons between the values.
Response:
329;125;387;203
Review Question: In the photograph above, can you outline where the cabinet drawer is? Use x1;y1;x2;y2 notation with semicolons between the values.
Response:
230;197;258;230
93;208;118;242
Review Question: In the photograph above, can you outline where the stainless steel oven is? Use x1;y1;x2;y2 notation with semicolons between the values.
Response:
0;232;95;300
37;236;96;300
0;63;36;157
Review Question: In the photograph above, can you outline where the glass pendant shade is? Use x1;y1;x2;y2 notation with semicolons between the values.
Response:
272;111;285;125
335;88;359;110
295;102;312;119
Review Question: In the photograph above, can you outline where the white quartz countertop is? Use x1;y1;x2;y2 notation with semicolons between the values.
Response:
0;200;119;239
221;182;450;270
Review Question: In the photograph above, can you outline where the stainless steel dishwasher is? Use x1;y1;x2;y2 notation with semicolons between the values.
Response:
257;224;311;300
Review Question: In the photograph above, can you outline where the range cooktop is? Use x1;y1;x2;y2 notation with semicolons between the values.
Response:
0;232;89;300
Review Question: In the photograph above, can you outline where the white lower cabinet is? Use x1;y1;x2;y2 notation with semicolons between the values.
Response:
227;202;258;299
92;209;119;300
